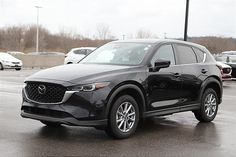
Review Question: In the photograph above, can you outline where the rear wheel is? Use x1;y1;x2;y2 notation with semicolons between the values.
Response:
0;63;3;70
41;121;61;127
194;88;219;122
106;95;139;139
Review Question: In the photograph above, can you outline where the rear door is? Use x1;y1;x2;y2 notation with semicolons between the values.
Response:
174;44;204;105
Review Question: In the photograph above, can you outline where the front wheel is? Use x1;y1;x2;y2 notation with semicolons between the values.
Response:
194;88;219;122
106;95;139;139
15;68;21;71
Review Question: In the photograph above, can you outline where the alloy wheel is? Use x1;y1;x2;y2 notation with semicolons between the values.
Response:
116;102;136;133
204;93;217;117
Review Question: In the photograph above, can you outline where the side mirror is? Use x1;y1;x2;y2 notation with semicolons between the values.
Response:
152;59;171;72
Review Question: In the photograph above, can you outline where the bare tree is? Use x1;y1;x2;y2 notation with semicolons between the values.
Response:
1;25;236;54
136;29;156;39
0;26;26;51
96;23;111;40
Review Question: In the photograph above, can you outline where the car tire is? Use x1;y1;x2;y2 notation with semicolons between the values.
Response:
41;121;61;127
0;63;3;70
15;68;21;71
106;95;139;139
194;88;219;122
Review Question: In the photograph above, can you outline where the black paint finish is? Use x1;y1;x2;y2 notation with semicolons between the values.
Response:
21;39;222;127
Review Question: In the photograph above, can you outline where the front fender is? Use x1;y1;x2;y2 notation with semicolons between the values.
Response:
105;84;146;118
198;76;222;104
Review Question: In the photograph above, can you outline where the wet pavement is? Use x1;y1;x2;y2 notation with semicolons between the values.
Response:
0;69;236;157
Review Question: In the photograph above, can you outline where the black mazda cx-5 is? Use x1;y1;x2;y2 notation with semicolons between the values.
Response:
21;39;222;139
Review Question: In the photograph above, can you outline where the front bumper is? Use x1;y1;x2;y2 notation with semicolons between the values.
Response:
21;110;107;126
21;86;109;127
222;74;232;81
2;62;22;69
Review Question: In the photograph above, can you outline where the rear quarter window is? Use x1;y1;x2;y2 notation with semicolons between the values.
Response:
192;47;205;63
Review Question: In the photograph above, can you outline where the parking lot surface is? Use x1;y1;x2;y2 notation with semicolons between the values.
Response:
1;69;236;157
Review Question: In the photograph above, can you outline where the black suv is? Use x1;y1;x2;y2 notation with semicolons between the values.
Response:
21;39;222;139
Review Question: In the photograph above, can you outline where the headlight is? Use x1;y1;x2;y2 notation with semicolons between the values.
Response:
71;82;110;92
2;60;10;64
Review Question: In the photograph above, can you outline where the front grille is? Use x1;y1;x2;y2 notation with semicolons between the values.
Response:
25;82;66;103
222;68;231;74
22;106;71;118
12;62;20;64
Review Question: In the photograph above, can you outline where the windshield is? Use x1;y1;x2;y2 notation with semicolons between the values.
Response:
216;55;236;63
80;42;153;65
0;53;17;60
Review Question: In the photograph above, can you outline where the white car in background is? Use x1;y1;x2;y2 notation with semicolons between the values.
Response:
217;61;232;81
7;51;25;55
64;47;96;64
0;52;23;71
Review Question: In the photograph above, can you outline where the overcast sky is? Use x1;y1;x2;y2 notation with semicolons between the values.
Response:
0;0;236;39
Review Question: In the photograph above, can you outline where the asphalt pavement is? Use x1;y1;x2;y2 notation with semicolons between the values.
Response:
0;69;236;157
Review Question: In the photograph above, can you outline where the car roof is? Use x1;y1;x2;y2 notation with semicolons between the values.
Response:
112;39;206;49
71;47;96;51
0;52;9;55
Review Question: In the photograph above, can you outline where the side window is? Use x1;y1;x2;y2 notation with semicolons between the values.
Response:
176;45;197;64
151;44;175;66
74;50;86;55
74;50;82;54
192;47;205;63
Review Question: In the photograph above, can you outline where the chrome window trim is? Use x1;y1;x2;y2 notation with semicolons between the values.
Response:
203;53;207;63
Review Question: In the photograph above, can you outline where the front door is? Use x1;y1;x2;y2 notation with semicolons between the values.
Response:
147;44;183;111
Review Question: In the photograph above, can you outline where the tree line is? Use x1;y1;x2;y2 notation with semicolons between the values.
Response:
0;25;235;53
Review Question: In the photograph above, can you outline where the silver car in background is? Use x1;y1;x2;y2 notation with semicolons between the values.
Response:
0;52;23;70
64;47;96;64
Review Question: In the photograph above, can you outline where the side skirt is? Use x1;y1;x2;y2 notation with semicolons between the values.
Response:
144;104;200;117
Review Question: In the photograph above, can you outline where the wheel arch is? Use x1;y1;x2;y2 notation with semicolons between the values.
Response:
200;76;222;104
105;81;146;118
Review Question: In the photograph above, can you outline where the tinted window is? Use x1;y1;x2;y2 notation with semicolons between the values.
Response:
151;44;175;65
193;47;205;62
74;50;86;55
176;45;197;64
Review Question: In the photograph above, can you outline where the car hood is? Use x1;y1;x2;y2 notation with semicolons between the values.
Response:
0;56;21;62
26;64;137;84
217;62;231;68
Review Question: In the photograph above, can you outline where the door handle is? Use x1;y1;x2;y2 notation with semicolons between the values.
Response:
201;69;208;74
174;73;181;78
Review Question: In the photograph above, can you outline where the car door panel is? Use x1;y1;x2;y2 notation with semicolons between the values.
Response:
147;66;183;110
173;44;204;105
146;44;184;111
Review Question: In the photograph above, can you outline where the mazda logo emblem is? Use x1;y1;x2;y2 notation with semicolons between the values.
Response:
38;84;46;95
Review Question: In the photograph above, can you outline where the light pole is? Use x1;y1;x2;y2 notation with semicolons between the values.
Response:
122;34;125;40
184;0;189;41
35;6;42;52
